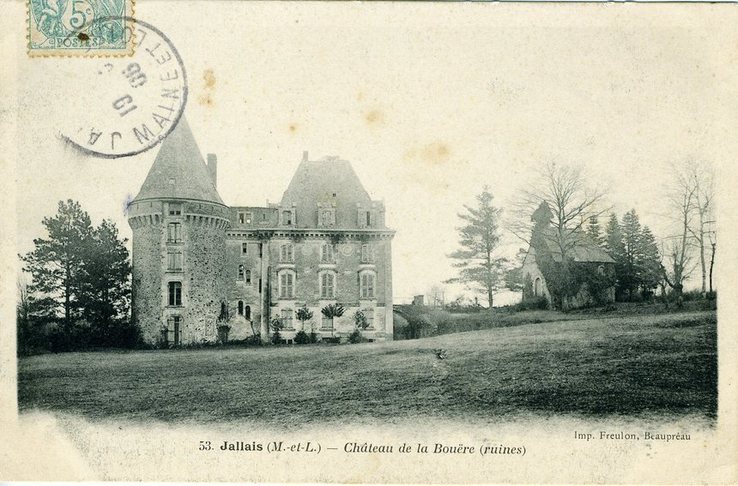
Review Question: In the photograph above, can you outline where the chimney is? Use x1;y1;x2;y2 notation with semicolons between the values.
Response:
207;153;217;188
302;150;308;162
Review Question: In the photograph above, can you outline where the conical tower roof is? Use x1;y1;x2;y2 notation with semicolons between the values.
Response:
134;117;224;205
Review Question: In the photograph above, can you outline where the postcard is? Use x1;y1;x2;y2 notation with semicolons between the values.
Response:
1;1;737;483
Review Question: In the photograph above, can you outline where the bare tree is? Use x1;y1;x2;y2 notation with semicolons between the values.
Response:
683;162;715;294
510;162;610;260
662;163;701;301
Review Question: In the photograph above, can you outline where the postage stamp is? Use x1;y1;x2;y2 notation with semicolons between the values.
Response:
59;17;188;158
27;0;134;56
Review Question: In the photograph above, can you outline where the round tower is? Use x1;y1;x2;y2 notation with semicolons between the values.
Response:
128;118;230;346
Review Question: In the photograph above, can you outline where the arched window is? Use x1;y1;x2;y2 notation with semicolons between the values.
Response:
320;272;336;298
597;265;605;276
244;305;251;319
238;264;244;280
238;300;244;315
534;277;542;297
245;269;252;284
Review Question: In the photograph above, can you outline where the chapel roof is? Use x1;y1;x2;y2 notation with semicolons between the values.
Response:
133;117;225;205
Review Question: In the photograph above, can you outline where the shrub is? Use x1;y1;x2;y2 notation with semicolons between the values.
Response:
348;330;362;344
294;330;310;345
309;332;318;343
244;334;262;346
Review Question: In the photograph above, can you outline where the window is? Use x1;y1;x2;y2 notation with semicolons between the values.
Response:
597;265;605;276
245;270;251;284
361;244;373;263
238;301;244;315
365;309;375;329
321;244;334;263
245;212;252;224
280;244;294;262
366;211;372;226
534;277;542;297
282;210;293;225
238;264;245;280
281;309;294;329
167;223;182;243
165;316;182;345
168;281;182;306
244;305;251;320
238;212;245;224
258;278;262;294
360;273;375;299
169;204;182;216
321;315;333;330
242;242;248;255
320;272;335;299
167;251;183;271
320;209;335;227
279;271;295;298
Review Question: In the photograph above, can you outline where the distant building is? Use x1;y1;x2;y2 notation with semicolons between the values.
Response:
521;202;615;309
412;295;425;306
127;118;395;346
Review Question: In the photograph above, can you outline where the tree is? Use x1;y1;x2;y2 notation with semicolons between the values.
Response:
321;303;345;338
586;216;604;247
79;220;133;345
663;163;700;303
296;305;315;342
20;200;135;350
682;162;715;294
619;209;643;299
21;200;93;328
446;187;505;308
638;226;662;299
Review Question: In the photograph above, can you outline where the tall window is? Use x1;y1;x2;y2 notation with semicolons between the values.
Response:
165;316;182;345
242;242;248;255
281;309;294;329
365;211;372;227
244;305;251;319
361;244;372;263
279;271;295;298
321;244;334;263
364;309;375;329
320;272;335;299
534;277;542;296
238;212;244;224
245;270;252;284
168;281;182;306
167;222;182;243
238;300;244;315
238;264;245;280
167;251;182;271
280;244;294;262
360;273;375;299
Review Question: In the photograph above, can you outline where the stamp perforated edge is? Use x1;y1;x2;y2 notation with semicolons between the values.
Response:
26;0;136;58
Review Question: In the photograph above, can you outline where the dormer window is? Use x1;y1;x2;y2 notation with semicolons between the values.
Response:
238;212;244;224
169;203;182;216
319;208;336;227
282;210;293;226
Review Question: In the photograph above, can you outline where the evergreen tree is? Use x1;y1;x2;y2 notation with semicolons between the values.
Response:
586;216;604;247
20;200;93;327
604;213;626;299
79;220;133;346
637;226;662;299
446;187;506;308
620;209;643;299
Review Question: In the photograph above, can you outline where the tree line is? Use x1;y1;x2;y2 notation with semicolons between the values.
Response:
445;161;716;310
17;200;136;354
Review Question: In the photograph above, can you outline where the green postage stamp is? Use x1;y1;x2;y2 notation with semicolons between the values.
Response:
28;0;134;56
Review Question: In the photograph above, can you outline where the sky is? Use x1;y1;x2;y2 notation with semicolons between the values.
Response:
13;2;737;304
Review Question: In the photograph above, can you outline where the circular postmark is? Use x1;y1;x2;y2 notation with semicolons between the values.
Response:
60;17;187;158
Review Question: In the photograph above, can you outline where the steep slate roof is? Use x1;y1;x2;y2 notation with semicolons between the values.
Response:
134;117;224;205
280;156;373;228
536;227;615;264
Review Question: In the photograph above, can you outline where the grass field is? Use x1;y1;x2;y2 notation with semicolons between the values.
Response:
18;311;717;425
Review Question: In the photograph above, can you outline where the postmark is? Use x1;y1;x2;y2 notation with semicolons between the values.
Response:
59;17;187;158
28;0;135;56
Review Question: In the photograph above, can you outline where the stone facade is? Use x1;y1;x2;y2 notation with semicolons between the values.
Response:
129;120;395;346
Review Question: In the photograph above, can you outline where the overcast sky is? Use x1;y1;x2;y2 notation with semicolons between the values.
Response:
14;2;736;303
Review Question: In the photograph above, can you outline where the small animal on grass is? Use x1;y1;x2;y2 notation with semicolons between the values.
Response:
434;348;448;360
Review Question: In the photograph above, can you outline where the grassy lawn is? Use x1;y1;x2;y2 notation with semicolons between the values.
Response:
18;311;717;425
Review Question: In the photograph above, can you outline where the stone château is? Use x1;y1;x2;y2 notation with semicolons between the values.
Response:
127;118;395;346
